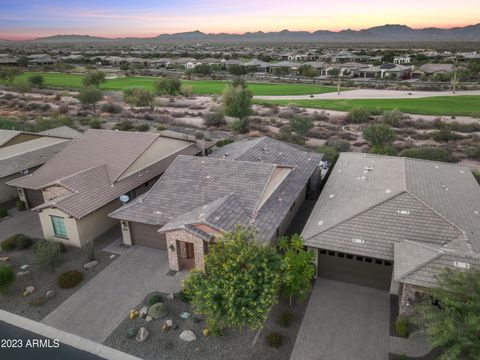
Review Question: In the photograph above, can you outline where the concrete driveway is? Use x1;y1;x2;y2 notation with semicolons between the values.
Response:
42;246;187;343
290;279;390;360
0;208;44;240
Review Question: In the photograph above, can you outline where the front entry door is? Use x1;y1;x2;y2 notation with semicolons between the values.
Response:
185;242;194;259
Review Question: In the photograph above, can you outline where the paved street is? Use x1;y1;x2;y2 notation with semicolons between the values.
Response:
41;246;187;343
290;279;390;360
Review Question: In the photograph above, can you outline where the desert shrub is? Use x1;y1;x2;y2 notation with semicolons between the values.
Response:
36;239;64;273
0;208;8;218
472;111;480;119
229;119;248;133
473;170;480;185
1;237;17;251
88;118;102;129
383;109;402;127
79;118;90;126
277;311;293;327
100;102;122;114
316;145;339;163
326;138;352;152
346;107;370;123
123;87;153;107
216;139;234;148
178;289;191;303
395;316;410;338
135;123;150;132
400;146;455;162
156;124;167;131
14;234;33;250
58;102;69;114
147;302;168;319
148;294;163;306
469;146;480;160
113;119;134;131
0;265;15;293
57;270;83;289
28;74;44;86
203;107;226;127
30;296;47;307
16;200;26;211
433;127;457;142
266;332;283;348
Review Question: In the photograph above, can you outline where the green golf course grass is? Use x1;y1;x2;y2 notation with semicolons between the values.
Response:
11;72;338;96
255;96;480;117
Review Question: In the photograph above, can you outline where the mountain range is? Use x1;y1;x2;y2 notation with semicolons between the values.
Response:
11;24;480;43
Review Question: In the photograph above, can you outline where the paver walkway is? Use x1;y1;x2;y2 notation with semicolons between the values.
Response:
290;279;390;360
42;246;187;343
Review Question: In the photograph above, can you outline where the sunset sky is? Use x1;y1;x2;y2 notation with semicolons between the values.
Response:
1;0;479;40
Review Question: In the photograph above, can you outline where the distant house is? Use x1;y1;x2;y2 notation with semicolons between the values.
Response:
110;137;323;272
0;57;18;66
393;56;411;65
243;59;271;73
8;130;205;247
411;63;457;78
358;63;412;79
302;153;480;314
0;127;80;204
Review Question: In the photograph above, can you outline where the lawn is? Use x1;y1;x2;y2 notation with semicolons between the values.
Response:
12;72;338;96
255;96;480;117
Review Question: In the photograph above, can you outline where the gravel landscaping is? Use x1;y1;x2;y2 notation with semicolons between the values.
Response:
0;234;117;321
103;292;257;360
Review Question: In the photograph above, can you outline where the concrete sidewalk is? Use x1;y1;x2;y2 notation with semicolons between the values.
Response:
42;246;187;343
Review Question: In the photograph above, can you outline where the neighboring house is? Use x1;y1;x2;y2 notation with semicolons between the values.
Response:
358;63;412;79
110;137;323;272
393;56;411;64
411;63;457;79
0;128;79;204
302;153;480;314
8;130;205;247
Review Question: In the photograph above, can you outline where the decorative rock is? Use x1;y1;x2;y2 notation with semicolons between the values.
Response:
109;254;116;259
0;257;10;262
161;323;169;333
145;315;153;323
139;306;149;318
17;270;30;277
179;311;191;320
195;346;202;353
135;327;149;342
83;260;98;269
125;327;137;339
46;290;55;299
20;264;30;270
165;319;173;328
203;328;209;337
129;309;139;320
179;330;196;342
166;292;174;300
23;286;35;296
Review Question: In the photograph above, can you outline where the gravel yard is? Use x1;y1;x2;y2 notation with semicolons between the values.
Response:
0;234;116;321
103;292;257;360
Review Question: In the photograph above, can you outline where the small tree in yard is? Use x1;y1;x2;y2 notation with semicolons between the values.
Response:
123;87;153;107
289;115;313;137
35;240;63;273
154;78;182;95
279;234;315;307
363;123;396;155
416;269;480;360
223;83;252;132
28;74;44;87
0;265;15;294
183;226;283;333
0;67;22;85
83;70;106;88
328;68;342;95
78;87;103;112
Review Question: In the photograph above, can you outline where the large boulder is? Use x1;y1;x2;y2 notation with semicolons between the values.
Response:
139;306;149;319
136;327;149;342
179;330;196;342
83;260;98;269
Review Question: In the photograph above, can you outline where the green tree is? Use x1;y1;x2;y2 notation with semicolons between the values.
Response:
28;74;44;87
363;123;396;154
298;65;319;78
417;269;480;360
0;265;15;294
35;240;63;273
78;87;103;112
289;115;313;136
231;76;247;89
154;78;182;95
0;67;22;85
16;56;29;67
279;234;315;307
183;226;283;332
123;87;153;107
83;70;106;87
228;64;247;76
223;83;252;131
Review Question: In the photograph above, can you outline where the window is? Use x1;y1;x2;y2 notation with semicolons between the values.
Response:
328;251;335;256
320;249;327;255
375;259;383;265
51;216;67;238
356;256;364;261
384;261;392;267
337;252;345;258
365;257;372;263
346;254;353;259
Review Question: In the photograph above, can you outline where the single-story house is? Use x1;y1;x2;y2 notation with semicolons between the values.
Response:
110;136;323;272
393;56;412;64
0;127;80;204
411;63;457;79
358;63;412;79
8;129;206;247
302;153;480;314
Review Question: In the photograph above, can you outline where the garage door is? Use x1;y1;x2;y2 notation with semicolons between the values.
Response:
25;189;44;209
317;249;392;290
130;222;167;250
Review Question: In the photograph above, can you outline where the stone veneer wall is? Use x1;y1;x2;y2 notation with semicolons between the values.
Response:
399;283;425;316
166;229;207;271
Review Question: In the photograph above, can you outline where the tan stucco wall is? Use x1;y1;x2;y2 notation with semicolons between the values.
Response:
38;208;82;247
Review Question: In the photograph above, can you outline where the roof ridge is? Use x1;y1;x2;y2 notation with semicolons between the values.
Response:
252;164;278;217
41;163;108;190
395;242;443;282
304;190;406;241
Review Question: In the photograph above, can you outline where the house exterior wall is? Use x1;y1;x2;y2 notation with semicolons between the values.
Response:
399;283;425;316
165;230;206;271
0;173;23;203
38;208;82;247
